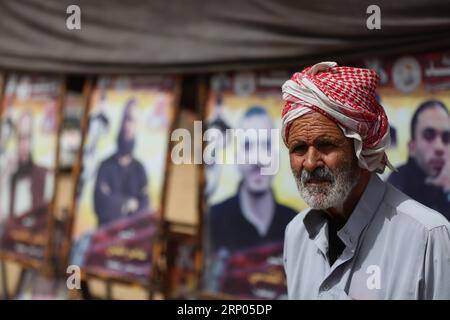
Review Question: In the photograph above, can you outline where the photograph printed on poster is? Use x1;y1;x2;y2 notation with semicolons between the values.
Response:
365;50;450;219
71;76;176;282
0;74;61;264
203;71;303;299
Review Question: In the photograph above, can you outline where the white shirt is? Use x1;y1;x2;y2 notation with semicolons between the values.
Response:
284;173;450;299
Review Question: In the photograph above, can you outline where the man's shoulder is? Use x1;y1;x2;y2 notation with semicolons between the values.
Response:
274;202;298;219
387;162;411;183
209;195;240;219
383;183;450;231
390;161;410;173
98;154;117;167
285;208;309;237
131;157;146;171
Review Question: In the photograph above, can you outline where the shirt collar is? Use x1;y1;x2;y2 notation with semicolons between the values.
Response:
303;172;387;249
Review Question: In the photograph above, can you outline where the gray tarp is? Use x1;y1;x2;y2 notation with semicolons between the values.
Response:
0;0;449;74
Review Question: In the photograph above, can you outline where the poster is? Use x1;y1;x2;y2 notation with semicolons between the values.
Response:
0;74;61;266
203;71;302;299
71;76;176;283
365;50;450;218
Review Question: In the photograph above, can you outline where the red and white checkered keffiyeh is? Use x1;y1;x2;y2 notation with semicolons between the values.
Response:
281;61;393;173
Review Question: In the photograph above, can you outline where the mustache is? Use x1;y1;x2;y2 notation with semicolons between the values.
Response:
295;167;335;185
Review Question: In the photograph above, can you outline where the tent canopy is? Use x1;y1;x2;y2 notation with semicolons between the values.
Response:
0;0;449;74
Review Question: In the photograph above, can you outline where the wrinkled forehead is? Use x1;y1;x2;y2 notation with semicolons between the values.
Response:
287;112;346;144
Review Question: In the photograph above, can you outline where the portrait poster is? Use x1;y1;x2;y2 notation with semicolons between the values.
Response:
0;74;62;267
365;50;450;217
70;76;177;284
202;71;302;299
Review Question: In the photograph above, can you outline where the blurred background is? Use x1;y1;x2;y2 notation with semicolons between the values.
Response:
0;0;449;300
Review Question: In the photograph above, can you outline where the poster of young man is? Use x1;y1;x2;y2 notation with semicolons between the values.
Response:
0;74;62;267
71;76;177;284
203;71;302;299
366;50;450;219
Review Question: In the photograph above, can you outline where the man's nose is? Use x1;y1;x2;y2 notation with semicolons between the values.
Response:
303;147;323;172
433;136;446;155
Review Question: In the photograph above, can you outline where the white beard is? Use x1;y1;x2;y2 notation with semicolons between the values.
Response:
293;160;360;211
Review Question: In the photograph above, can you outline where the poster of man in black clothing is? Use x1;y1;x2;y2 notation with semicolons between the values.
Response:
71;76;176;282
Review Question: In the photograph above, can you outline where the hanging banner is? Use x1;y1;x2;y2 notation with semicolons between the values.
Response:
70;76;177;284
0;74;62;267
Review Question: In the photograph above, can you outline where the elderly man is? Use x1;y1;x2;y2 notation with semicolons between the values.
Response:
282;62;450;299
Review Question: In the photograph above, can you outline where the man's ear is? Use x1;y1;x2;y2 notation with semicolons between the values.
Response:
408;140;416;157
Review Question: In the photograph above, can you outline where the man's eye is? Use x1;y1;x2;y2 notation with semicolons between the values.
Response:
291;145;307;154
317;141;335;150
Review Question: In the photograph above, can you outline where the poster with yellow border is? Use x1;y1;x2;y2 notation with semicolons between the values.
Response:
0;74;61;267
71;76;177;283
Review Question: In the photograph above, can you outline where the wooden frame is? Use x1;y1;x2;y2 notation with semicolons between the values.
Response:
64;75;182;300
160;75;211;299
0;71;8;300
0;73;66;289
195;76;209;297
60;77;94;275
148;76;182;299
162;222;200;299
196;75;235;300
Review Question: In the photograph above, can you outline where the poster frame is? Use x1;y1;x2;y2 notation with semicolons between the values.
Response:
64;75;182;299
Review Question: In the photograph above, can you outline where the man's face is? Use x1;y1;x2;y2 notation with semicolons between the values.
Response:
288;112;360;210
409;106;450;177
123;105;137;141
238;114;274;196
17;114;32;164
